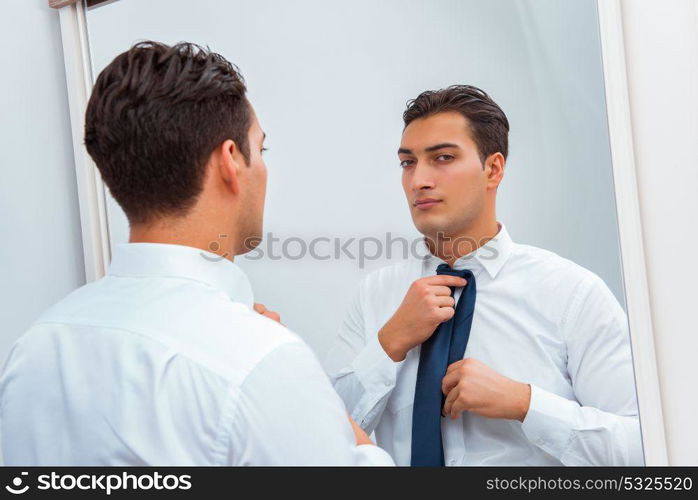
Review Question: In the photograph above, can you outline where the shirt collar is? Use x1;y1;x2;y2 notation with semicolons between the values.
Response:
107;242;254;308
423;222;515;279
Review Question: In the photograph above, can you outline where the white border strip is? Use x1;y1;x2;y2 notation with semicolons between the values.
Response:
57;0;111;282
597;0;668;465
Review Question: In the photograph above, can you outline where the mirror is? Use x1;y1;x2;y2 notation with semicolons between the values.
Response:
83;0;645;465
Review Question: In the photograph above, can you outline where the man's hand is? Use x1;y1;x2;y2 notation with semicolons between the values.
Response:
253;303;281;324
348;415;374;446
378;275;467;361
441;358;531;422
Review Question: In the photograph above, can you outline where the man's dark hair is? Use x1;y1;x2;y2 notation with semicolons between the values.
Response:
85;41;251;224
403;85;509;164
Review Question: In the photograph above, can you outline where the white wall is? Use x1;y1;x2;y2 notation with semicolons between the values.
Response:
622;0;698;465
86;0;625;358
0;2;85;366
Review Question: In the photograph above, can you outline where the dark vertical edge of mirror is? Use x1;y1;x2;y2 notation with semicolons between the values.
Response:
50;0;114;9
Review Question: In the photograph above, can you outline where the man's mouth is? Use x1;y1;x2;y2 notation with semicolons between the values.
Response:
413;198;442;210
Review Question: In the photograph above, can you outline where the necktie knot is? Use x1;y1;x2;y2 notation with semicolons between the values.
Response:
436;263;473;281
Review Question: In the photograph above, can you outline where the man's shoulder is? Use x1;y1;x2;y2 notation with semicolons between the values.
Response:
26;276;305;385
349;260;422;320
147;297;306;384
509;243;610;299
224;305;303;352
360;259;420;292
512;243;598;279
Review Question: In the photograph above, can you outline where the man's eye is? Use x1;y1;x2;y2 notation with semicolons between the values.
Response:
436;154;454;161
400;159;414;168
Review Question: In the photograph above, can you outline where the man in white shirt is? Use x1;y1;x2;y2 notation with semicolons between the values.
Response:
325;85;643;466
0;41;392;466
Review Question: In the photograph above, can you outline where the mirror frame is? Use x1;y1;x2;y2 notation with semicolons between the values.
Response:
50;0;668;465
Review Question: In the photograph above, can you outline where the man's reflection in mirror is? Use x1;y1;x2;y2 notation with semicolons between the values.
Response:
325;85;643;466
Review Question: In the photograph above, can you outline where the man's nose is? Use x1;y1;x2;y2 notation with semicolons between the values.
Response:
411;163;435;191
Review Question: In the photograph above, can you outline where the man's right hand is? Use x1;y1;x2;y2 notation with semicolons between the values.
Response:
348;415;374;446
378;274;467;361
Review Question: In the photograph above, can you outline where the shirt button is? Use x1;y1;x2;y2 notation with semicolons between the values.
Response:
448;459;457;465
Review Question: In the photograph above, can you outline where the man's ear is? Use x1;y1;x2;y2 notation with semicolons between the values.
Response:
216;139;242;195
485;152;505;189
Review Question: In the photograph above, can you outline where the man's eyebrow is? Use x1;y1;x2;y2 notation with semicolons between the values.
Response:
425;142;460;152
398;143;461;155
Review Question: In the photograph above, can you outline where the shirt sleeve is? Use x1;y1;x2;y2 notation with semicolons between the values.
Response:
322;284;404;434
224;340;394;466
521;273;644;465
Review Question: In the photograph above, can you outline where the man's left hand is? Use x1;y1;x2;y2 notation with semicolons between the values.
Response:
441;358;531;422
253;303;282;324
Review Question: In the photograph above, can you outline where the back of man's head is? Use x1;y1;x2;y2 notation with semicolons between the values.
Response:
84;41;251;225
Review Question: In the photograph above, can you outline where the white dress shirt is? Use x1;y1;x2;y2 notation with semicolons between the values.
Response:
324;223;643;466
0;243;393;466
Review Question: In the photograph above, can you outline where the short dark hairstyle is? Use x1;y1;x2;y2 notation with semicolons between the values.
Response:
85;41;251;224
403;85;509;163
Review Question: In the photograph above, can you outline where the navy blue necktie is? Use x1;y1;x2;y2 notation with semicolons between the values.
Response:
410;264;477;466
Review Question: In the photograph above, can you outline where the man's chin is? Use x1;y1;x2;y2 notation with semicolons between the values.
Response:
412;216;449;238
239;231;263;254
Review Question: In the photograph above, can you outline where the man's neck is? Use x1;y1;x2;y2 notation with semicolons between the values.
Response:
426;219;500;267
129;219;237;262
